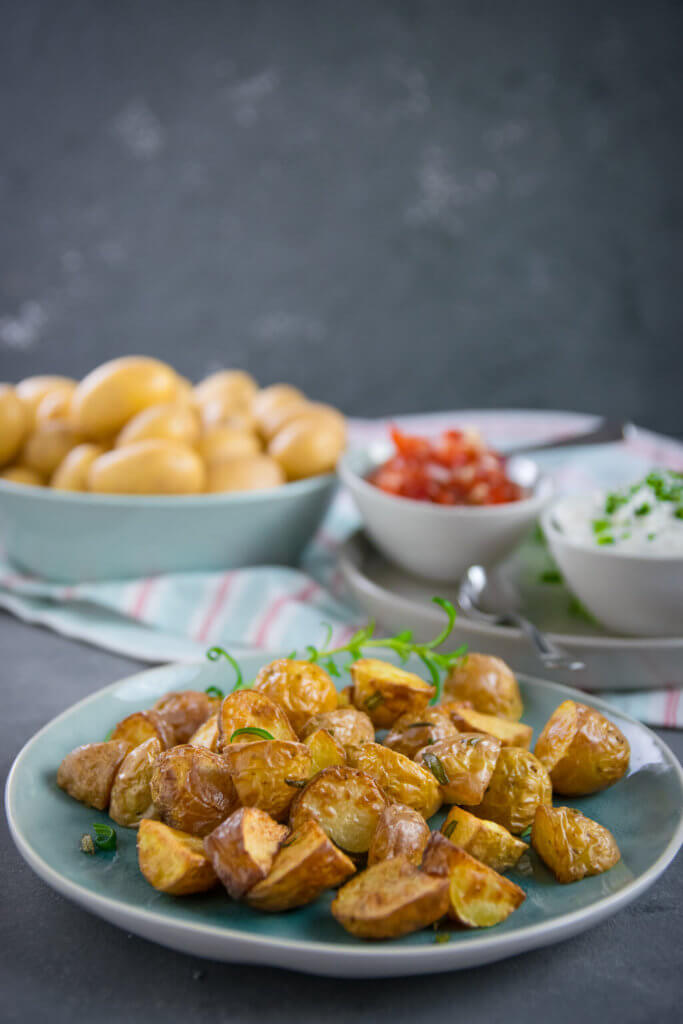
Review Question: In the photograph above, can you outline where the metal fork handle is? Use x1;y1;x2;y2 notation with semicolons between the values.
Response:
503;613;585;671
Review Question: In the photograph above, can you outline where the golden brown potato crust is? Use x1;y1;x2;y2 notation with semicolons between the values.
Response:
299;708;375;749
444;653;523;721
534;700;630;795
440;806;527;872
218;689;298;752
350;658;435;728
223;739;312;820
531;805;620;883
289;766;389;854
442;702;533;749
137;819;218;895
188;712;220;752
415;733;501;805
110;709;175;750
384;707;458;760
246;819;355;912
150;744;238;836
109;736;162;827
253;660;338;733
367;804;431;867
470;746;552;834
153;690;218;744
57;740;132;810
347;742;442;819
303;729;347;775
331;855;449;939
204;807;289;898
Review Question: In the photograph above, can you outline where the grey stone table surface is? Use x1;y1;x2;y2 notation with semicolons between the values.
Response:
2;611;681;1024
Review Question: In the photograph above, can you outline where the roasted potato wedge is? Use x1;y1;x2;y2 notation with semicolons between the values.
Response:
299;707;375;749
442;701;533;749
253;659;338;734
246;819;355;912
471;746;552;834
218;689;298;751
223;739;312;820
384;706;459;760
150;744;238;836
534;700;630;795
422;833;526;926
303;729;346;775
204;807;289;898
347;742;442;819
188;712;219;752
444;653;523;721
331;855;449;939
415;733;501;806
367;803;431;867
153;690;218;745
336;685;354;708
531;804;621;883
289;766;388;854
57;740;132;810
137;819;218;895
109;737;162;827
350;658;435;728
440;806;527;872
110;709;175;750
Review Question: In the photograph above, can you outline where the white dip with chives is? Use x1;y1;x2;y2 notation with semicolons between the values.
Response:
553;470;683;555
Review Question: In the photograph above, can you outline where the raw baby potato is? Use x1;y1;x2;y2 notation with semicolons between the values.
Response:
108;737;162;828
205;454;284;493
153;690;218;745
422;833;526;927
347;742;442;819
253;658;338;734
299;707;375;749
51;443;105;491
0;465;43;486
222;739;312;820
110;709;175;750
16;375;76;425
137;819;218;895
384;706;459;760
269;412;346;480
57;740;132;810
416;733;501;805
367;803;431;867
252;384;305;435
71;356;180;440
197;424;261;464
246;819;355;912
532;805;621;883
440;806;528;873
289;766;388;854
0;385;28;466
217;689;298;751
350;658;435;729
116;402;200;448
150;744;238;836
444;653;523;721
443;701;533;749
472;746;552;834
303;729;347;775
88;440;205;494
331;855;449;940
20;420;81;477
194;369;258;410
534;700;630;795
204;807;289;898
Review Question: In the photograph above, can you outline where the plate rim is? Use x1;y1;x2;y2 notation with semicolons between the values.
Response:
6;659;683;973
338;529;683;652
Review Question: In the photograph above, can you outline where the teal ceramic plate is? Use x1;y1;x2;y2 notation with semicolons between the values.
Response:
6;656;683;978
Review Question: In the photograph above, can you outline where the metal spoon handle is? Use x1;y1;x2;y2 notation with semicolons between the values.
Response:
505;613;585;671
504;419;627;457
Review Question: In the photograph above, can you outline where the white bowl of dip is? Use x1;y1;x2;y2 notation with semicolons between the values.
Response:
541;471;683;636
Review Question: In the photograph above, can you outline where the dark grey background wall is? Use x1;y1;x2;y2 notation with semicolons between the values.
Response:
1;0;681;433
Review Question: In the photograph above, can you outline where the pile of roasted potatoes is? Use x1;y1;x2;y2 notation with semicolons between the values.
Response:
57;652;629;940
0;357;345;493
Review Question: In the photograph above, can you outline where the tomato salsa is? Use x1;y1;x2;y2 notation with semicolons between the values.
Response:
368;427;524;506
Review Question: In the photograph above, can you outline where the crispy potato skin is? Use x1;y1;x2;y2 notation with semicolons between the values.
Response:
534;700;630;795
332;855;449;939
153;690;218;745
137;820;218;895
188;712;220;752
532;805;621;883
218;689;298;751
440;806;527;872
347;742;442;819
415;734;501;805
253;660;338;734
367;804;431;867
422;833;526;926
471;747;552;834
246;819;355;912
150;744;238;836
204;807;289;898
289;766;389;854
303;729;347;775
110;710;175;750
384;707;459;760
109;737;162;827
223;739;312;820
57;740;132;810
444;654;523;721
442;702;533;750
299;708;375;749
350;658;435;728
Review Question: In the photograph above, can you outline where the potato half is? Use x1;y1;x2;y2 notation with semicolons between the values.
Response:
289;766;388;854
188;712;220;752
154;690;218;745
57;740;132;810
534;700;630;795
384;706;459;760
137;819;218;895
532;805;621;883
347;742;442;819
444;653;523;721
440;806;528;873
470;746;552;834
150;744;238;836
415;733;501;806
367;803;431;867
299;708;375;749
303;729;347;775
218;689;298;752
442;701;533;750
204;807;290;898
109;737;162;828
253;659;338;734
110;709;175;750
350;658;435;729
222;739;312;820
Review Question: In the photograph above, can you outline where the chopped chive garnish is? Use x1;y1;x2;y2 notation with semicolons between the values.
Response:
634;503;651;517
568;596;596;623
597;535;615;546
422;750;449;786
364;692;385;711
539;569;563;584
404;722;435;730
230;726;274;742
675;508;683;520
92;823;117;851
284;778;308;788
433;932;451;944
205;685;224;700
648;532;656;540
443;820;457;839
592;518;611;534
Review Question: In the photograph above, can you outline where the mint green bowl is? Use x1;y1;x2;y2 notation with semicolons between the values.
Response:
5;654;682;977
0;475;335;582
